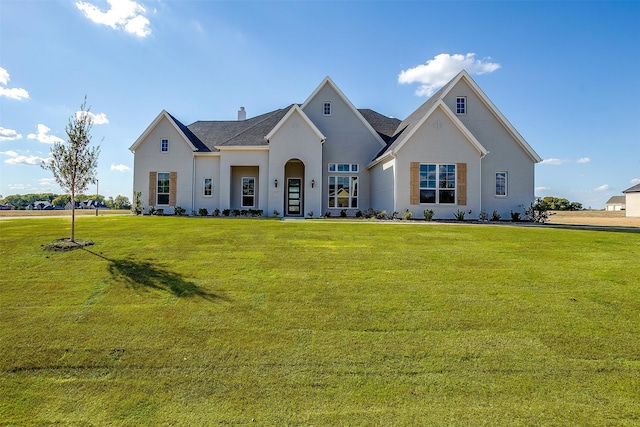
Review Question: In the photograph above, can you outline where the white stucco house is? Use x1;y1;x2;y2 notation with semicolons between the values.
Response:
130;71;541;219
623;184;640;217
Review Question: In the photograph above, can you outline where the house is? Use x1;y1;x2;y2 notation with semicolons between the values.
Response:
28;201;53;210
623;184;640;217
605;196;626;211
130;71;541;219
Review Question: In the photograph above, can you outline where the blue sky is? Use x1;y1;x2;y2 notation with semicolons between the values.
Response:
1;0;638;209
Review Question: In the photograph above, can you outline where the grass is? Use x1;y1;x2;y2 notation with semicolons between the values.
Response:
1;216;639;425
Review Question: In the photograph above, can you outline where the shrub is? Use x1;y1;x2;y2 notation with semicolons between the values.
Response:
273;210;280;217
307;211;314;218
490;210;501;221
355;210;363;218
132;191;143;215
340;209;347;218
213;208;220;217
402;210;413;221
148;206;156;216
391;211;400;220
240;209;248;216
376;210;387;220
524;200;549;223
222;209;231;217
454;209;466;221
174;206;186;216
198;208;208;216
232;209;241;217
423;209;435;221
510;210;521;222
478;211;488;221
324;211;331;218
154;208;164;216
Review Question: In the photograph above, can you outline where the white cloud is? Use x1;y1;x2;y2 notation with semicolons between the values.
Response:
0;67;30;100
535;186;551;192
76;0;151;37
630;178;640;185
576;157;591;164
27;124;64;144
540;158;565;166
594;184;612;192
111;163;130;172
76;110;109;125
5;154;50;165
0;127;22;141
0;150;19;157
39;177;57;185
0;67;9;85
398;53;501;96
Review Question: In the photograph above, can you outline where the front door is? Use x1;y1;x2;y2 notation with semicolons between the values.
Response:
287;178;302;216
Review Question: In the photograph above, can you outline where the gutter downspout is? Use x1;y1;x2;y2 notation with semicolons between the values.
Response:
192;155;196;215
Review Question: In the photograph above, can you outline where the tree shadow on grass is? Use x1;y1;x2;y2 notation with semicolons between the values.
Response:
84;249;227;301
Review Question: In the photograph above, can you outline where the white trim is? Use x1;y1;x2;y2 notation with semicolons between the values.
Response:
203;177;213;197
156;171;171;206
241;176;256;208
215;146;270;151
264;104;325;143
301;76;387;148
455;96;467;115
323;101;332;116
495;171;508;197
160;138;169;153
130;110;198;152
391;100;488;157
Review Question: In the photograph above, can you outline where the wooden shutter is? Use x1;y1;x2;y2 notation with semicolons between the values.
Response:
169;172;177;206
457;163;467;206
149;172;156;206
410;162;420;205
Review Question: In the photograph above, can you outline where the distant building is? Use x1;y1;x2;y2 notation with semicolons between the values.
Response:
623;184;640;217
604;196;625;211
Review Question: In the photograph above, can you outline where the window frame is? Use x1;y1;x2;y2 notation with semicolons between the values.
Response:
157;172;170;205
456;97;467;115
495;171;508;197
328;163;358;173
328;175;358;209
161;139;169;153
419;163;457;205
203;177;213;197
323;101;332;116
241;177;255;208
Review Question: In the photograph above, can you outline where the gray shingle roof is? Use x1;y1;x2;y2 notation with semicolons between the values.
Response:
358;109;401;143
606;196;626;204
623;183;640;193
165;112;209;152
187;106;293;151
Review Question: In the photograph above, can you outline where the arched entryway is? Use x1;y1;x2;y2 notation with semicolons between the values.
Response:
284;159;305;216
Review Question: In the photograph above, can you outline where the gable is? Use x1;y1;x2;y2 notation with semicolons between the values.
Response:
301;77;386;148
130;110;203;153
265;105;325;143
441;72;541;163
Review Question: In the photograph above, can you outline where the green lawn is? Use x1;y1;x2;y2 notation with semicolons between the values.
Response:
1;217;638;425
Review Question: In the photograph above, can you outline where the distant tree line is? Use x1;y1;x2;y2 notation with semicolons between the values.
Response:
538;196;583;211
0;193;131;210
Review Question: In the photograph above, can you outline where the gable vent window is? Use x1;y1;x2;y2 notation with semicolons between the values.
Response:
456;97;466;115
161;139;169;152
323;102;331;116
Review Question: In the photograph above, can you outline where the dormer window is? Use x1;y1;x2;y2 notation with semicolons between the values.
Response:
456;97;466;115
323;102;331;116
161;139;169;152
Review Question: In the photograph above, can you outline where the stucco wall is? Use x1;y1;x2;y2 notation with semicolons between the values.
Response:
132;116;195;214
303;84;384;214
443;79;536;218
194;155;220;214
369;157;396;213
219;150;268;211
626;193;640;217
267;109;323;217
394;106;482;219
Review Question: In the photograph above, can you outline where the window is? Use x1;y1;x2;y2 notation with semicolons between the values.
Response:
161;139;169;152
419;164;456;204
157;172;170;205
328;163;358;173
323;102;331;116
242;177;255;207
496;172;507;196
328;176;358;208
204;178;212;197
456;97;466;115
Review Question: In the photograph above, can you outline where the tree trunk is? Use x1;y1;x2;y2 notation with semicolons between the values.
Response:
71;190;75;242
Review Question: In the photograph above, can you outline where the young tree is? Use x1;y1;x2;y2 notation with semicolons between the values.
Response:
42;98;100;241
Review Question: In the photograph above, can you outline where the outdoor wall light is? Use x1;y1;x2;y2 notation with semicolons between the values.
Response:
311;179;315;188
274;179;278;188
